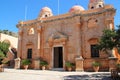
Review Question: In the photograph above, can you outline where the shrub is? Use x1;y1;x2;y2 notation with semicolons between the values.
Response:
92;61;101;67
65;61;74;68
21;59;31;65
40;60;48;66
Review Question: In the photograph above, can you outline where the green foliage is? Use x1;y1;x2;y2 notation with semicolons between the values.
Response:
0;50;5;59
65;61;74;68
98;29;116;51
40;60;48;66
21;59;31;65
0;42;10;56
92;61;101;67
97;25;120;54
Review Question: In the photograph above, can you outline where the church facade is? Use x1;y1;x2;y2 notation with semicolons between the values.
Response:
17;0;116;71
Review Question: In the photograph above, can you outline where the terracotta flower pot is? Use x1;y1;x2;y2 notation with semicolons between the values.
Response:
93;66;99;72
42;66;46;70
68;67;72;71
24;65;29;70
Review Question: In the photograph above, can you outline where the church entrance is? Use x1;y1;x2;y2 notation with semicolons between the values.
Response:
53;47;63;68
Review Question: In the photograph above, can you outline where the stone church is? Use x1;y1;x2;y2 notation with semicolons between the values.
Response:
17;0;116;71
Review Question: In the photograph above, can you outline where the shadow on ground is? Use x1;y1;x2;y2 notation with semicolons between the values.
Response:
63;73;120;80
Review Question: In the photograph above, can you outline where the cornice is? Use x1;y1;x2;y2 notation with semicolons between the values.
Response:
17;7;116;27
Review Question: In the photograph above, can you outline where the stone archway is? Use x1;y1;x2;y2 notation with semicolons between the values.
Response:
47;32;68;69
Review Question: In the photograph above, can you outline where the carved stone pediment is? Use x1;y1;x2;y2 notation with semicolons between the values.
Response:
48;32;68;46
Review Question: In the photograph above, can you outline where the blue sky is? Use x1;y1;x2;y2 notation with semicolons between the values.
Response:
0;0;120;32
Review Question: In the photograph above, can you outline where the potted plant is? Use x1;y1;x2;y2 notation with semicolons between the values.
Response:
21;59;31;70
92;61;101;72
40;60;48;70
65;61;74;71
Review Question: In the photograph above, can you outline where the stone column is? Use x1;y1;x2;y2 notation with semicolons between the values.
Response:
109;57;118;71
49;47;53;69
75;56;84;72
18;31;23;58
37;30;41;58
14;57;21;69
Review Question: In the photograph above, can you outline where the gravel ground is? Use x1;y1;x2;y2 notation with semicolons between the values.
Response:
0;68;117;80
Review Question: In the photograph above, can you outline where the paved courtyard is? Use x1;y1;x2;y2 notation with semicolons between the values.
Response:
0;68;119;80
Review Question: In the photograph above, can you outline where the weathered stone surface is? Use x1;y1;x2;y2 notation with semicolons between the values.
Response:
17;3;116;71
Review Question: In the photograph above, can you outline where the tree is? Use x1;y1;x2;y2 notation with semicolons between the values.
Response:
0;50;5;59
114;25;120;53
0;41;10;64
0;41;10;56
98;25;120;56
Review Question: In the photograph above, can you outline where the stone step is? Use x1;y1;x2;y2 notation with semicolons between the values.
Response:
51;68;64;71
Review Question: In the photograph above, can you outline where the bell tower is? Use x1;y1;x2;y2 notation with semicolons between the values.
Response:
88;0;104;10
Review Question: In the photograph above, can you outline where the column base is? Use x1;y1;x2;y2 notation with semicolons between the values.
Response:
75;56;84;72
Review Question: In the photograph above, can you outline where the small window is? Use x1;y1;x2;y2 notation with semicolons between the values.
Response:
27;48;32;59
91;6;94;9
45;15;48;17
99;5;102;8
95;20;98;22
91;45;99;58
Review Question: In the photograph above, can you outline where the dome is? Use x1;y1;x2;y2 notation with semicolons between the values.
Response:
69;5;85;13
40;7;52;13
38;6;53;19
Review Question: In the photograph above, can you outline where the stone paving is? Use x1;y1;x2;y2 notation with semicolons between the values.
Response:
0;68;120;80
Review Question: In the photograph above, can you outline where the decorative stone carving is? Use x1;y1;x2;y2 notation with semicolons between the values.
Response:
28;28;34;35
48;32;68;46
88;18;98;28
14;57;21;69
